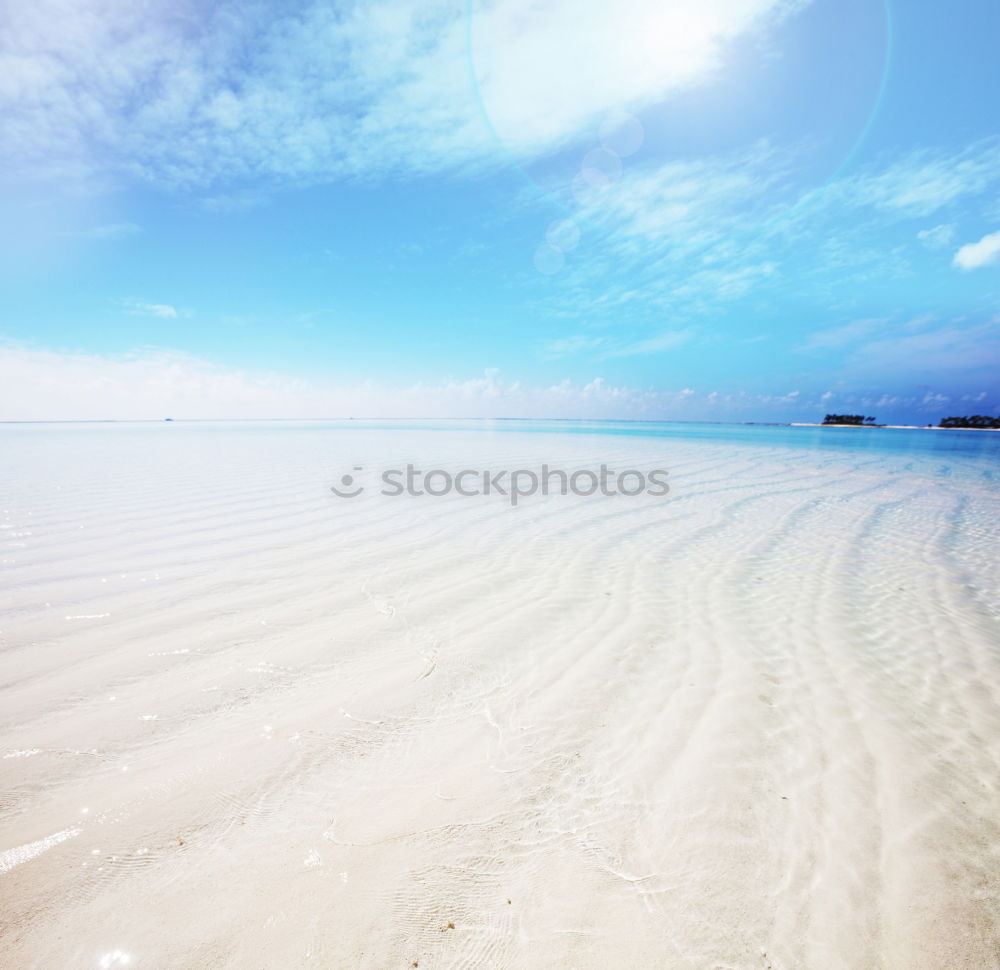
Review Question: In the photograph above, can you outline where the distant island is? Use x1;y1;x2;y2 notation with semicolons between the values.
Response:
791;413;1000;430
822;414;877;426
938;415;1000;429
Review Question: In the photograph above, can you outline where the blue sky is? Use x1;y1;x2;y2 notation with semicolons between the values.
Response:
1;0;998;422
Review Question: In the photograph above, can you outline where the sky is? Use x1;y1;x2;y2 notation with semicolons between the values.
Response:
1;0;999;423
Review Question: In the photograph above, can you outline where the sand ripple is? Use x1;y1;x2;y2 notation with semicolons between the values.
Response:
1;424;998;969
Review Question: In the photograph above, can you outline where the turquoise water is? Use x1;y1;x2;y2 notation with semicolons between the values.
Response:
5;417;1000;461
345;419;1000;487
3;420;998;495
394;419;1000;461
4;418;1000;455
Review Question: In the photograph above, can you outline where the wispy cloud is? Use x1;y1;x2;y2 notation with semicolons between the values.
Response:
543;329;694;358
953;229;1000;270
852;319;1000;377
822;141;1000;217
122;301;179;319
799;314;1000;381
67;222;141;241
799;317;891;351
571;141;787;249
606;329;695;356
916;224;955;249
530;137;1000;332
0;0;811;190
543;335;608;357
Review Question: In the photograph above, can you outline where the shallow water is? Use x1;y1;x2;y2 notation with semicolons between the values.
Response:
1;422;998;969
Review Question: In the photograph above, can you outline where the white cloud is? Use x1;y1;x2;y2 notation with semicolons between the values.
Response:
953;230;1000;270
0;0;810;189
123;301;179;318
469;0;807;158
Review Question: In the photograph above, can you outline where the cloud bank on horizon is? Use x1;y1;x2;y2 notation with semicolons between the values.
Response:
1;0;998;422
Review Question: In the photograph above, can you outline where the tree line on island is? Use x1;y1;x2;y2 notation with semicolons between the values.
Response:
821;414;876;425
821;414;1000;429
937;414;1000;429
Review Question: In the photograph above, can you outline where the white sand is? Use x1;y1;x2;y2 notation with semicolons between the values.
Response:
1;423;999;969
